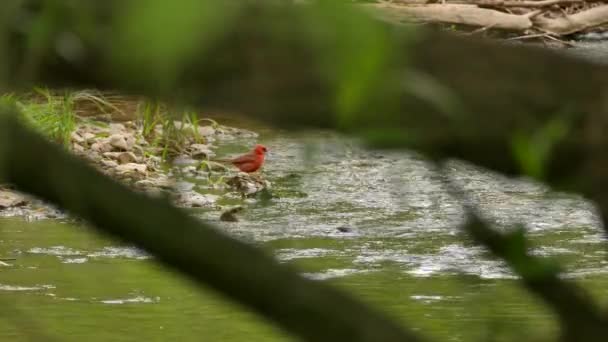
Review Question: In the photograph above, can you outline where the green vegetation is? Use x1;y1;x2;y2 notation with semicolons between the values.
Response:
1;1;608;341
4;88;214;162
14;88;76;146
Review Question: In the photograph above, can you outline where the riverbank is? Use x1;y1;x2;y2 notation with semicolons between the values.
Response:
366;1;608;45
0;90;269;220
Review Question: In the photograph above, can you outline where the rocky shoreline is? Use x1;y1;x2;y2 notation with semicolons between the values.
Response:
0;116;270;221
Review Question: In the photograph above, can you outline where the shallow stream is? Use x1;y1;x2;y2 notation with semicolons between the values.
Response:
2;120;608;341
3;39;608;342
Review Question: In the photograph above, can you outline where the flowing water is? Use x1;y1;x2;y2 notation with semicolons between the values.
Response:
1;122;608;342
2;43;608;342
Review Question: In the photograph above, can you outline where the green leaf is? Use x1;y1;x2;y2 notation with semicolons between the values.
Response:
303;2;395;126
110;0;241;90
511;115;570;179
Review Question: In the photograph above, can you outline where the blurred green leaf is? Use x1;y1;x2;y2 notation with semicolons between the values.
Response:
402;70;462;117
303;1;394;126
111;0;241;90
511;115;570;180
502;227;560;280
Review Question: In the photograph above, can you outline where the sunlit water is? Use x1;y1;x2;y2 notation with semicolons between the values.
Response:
1;122;608;341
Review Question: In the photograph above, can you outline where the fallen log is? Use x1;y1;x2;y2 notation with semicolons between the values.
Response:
364;2;608;35
364;3;534;30
535;4;608;34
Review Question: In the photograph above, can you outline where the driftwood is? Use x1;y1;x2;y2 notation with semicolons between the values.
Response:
365;2;608;35
470;0;586;8
536;4;608;34
365;3;534;30
403;0;590;8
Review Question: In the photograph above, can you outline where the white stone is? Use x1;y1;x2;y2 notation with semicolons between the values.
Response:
109;134;129;151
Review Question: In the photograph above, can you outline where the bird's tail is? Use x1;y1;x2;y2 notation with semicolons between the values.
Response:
209;158;232;164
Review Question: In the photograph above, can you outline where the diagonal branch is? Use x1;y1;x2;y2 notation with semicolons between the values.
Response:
0;111;423;342
534;4;608;34
442;174;608;341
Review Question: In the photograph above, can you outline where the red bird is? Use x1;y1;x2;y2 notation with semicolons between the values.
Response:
217;144;268;173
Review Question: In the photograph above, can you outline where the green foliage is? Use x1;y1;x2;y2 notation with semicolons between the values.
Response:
303;2;394;125
500;227;561;280
139;100;163;140
111;0;241;90
15;88;75;147
138;102;207;160
0;93;17;108
511;115;570;180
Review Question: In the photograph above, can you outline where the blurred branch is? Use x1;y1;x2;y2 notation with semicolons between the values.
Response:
0;110;422;342
442;175;608;341
3;2;608;339
4;1;608;223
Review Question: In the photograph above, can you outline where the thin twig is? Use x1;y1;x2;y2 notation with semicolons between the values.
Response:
525;9;545;19
542;32;576;46
466;23;497;35
506;32;547;40
464;0;586;8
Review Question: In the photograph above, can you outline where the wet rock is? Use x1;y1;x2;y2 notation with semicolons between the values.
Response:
115;163;147;180
2;114;266;220
71;132;84;144
109;123;126;133
0;191;27;209
188;144;215;159
145;155;162;170
125;135;136;150
102;152;121;160
118;152;138;164
125;121;137;130
134;176;173;190
100;159;118;169
91;139;113;153
197;125;215;137
72;143;85;153
181;166;197;175
82;132;96;144
109;134;130;151
85;151;102;162
336;226;353;233
104;151;139;164
220;206;244;222
226;173;271;196
174;191;217;208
